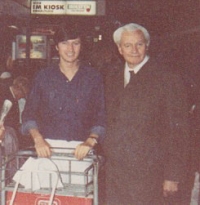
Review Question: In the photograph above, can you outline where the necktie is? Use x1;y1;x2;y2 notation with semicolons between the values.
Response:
124;70;136;87
129;71;136;84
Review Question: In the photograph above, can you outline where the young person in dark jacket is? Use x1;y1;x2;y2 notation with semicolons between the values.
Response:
21;26;106;160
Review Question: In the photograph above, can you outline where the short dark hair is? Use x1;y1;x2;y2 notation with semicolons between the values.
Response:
53;26;83;45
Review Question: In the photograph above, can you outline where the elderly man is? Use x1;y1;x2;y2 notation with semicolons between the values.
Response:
104;23;190;204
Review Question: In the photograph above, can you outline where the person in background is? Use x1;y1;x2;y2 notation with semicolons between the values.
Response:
0;54;14;84
21;26;106;160
0;76;30;149
88;44;122;81
0;124;5;143
0;56;14;86
0;76;29;183
0;123;19;186
0;124;19;160
103;23;190;205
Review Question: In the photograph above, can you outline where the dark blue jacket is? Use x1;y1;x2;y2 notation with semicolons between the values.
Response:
21;64;106;142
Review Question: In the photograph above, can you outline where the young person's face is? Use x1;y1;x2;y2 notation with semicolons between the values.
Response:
14;87;27;100
117;30;148;68
56;38;81;64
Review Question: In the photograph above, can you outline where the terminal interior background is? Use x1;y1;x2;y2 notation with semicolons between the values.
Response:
0;0;199;202
0;0;199;82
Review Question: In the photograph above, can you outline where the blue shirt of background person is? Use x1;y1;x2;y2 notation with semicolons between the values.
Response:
21;26;106;160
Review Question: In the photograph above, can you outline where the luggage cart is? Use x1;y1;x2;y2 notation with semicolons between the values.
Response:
0;147;103;205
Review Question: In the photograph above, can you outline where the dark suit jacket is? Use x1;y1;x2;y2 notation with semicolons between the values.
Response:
103;59;190;205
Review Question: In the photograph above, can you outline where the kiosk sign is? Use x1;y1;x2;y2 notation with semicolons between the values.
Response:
31;0;96;15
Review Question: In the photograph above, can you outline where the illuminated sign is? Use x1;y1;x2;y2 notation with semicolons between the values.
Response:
16;35;47;59
66;1;96;15
31;0;96;15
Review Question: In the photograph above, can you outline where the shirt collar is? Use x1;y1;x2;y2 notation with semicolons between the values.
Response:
9;86;16;99
125;55;150;74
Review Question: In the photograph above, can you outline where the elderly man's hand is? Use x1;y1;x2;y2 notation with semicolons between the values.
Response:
163;180;179;197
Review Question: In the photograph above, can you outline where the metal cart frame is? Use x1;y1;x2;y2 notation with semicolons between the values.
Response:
0;147;103;205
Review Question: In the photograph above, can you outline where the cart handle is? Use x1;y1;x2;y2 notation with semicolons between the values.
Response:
16;146;97;158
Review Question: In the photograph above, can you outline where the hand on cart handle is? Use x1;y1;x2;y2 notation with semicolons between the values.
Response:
35;138;52;157
30;128;52;157
30;128;98;159
74;135;98;160
34;137;52;157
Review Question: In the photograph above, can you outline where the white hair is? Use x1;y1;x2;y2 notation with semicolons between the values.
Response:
113;23;150;46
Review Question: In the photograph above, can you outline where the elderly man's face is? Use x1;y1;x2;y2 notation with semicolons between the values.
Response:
118;30;148;68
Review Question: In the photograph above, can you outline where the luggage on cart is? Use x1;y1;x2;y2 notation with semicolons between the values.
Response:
0;147;103;205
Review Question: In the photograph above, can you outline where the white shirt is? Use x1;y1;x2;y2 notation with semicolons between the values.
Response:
124;55;150;87
9;87;26;123
18;98;26;123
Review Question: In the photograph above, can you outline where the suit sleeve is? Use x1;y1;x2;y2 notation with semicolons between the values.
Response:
162;73;190;183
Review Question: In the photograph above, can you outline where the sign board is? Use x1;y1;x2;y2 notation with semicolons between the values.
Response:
31;0;96;15
6;191;93;205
